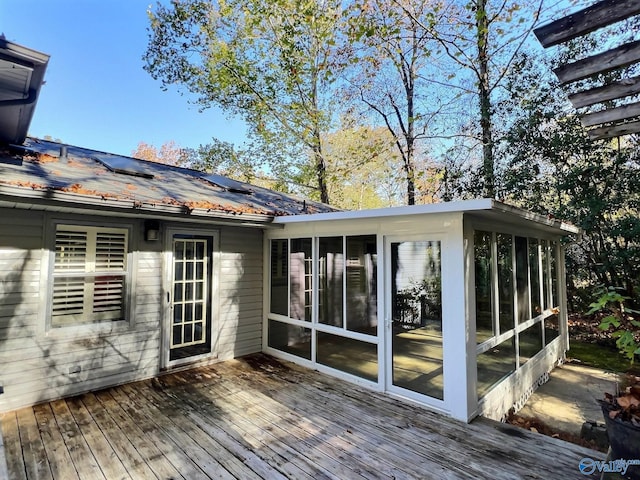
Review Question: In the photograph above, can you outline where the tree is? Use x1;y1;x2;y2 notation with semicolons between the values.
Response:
500;51;640;307
131;140;187;165
144;0;346;204
398;0;544;198
345;0;444;205
323;118;405;209
182;138;259;182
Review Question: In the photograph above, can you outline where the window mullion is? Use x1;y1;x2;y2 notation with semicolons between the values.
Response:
83;229;97;319
491;232;499;336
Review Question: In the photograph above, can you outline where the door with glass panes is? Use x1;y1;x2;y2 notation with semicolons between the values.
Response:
385;236;445;405
166;233;214;364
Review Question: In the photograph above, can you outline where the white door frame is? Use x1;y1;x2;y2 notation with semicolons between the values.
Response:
162;227;219;369
384;234;448;413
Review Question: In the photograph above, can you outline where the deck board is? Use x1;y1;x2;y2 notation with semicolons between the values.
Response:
1;353;604;479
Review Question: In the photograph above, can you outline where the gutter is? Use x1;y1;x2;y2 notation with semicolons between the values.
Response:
0;184;282;229
0;89;37;107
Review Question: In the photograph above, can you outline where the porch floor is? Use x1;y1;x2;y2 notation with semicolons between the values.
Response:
1;353;602;480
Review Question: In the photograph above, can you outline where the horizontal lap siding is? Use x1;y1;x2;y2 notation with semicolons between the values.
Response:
0;210;164;413
217;227;263;359
0;211;265;413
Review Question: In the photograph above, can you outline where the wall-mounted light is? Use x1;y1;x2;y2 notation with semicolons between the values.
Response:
144;220;160;242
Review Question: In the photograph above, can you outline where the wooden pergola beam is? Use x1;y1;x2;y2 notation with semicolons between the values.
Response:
554;40;640;84
568;75;640;108
580;100;640;127
534;0;640;48
588;119;640;140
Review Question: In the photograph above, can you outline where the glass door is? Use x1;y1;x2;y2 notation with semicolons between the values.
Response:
169;235;213;362
387;239;444;401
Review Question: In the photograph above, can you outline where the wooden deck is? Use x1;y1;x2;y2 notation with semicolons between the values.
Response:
1;353;603;479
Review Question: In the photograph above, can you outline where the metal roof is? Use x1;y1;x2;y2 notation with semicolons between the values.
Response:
0;39;49;144
0;137;337;224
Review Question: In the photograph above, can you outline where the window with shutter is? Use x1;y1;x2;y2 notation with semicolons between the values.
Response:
51;225;129;327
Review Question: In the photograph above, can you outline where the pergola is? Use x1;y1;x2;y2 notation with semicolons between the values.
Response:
534;0;640;140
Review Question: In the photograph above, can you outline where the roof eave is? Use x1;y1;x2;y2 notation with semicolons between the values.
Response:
0;40;50;145
272;198;581;236
0;184;278;228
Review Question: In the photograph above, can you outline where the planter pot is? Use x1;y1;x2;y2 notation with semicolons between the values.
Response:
601;403;640;479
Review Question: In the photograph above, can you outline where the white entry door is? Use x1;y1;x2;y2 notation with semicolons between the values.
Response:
166;233;214;365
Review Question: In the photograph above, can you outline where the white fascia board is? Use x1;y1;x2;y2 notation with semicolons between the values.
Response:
275;198;581;235
274;198;494;224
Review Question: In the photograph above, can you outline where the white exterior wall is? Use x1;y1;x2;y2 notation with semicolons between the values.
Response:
0;208;264;413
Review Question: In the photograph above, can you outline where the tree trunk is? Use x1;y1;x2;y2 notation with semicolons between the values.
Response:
476;0;495;199
313;132;330;204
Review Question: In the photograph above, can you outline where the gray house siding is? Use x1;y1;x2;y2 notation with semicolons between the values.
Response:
217;227;264;359
0;208;264;413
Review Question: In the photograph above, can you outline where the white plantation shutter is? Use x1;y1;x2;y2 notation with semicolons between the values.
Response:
55;230;87;271
52;225;129;326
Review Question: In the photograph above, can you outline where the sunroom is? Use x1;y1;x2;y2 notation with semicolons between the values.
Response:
263;199;580;422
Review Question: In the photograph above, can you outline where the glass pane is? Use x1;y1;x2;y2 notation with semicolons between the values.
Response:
174;261;184;281
318;237;344;327
175;241;184;260
550;241;559;308
545;313;560;344
270;239;289;316
391;241;443;399
195;241;205;259
185;241;194;259
541;239;549;310
195;281;204;301
529;239;542;318
185;282;193;300
195;303;203;321
173;304;183;324
316;332;378;382
196;262;204;280
515;236;529;324
477;336;516;399
519;322;543;365
268;319;311;360
174;283;183;302
194;322;203;342
474;231;493;344
172;325;182;346
185;303;193;322
186;262;194;280
184;323;193;343
497;234;514;334
346;235;378;335
290;238;312;322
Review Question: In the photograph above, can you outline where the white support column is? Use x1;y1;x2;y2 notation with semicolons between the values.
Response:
443;215;475;422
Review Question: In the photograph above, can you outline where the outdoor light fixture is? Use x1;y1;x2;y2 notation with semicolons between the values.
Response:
144;220;160;242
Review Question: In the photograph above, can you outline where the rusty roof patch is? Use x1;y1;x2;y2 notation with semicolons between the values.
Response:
0;137;338;220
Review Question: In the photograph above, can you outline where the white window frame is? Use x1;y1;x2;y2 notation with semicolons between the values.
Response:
45;221;133;334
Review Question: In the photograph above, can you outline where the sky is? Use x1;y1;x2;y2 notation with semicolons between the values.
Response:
1;0;248;157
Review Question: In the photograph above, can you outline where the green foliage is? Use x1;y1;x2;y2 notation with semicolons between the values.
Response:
588;287;640;364
499;48;640;309
144;0;347;203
